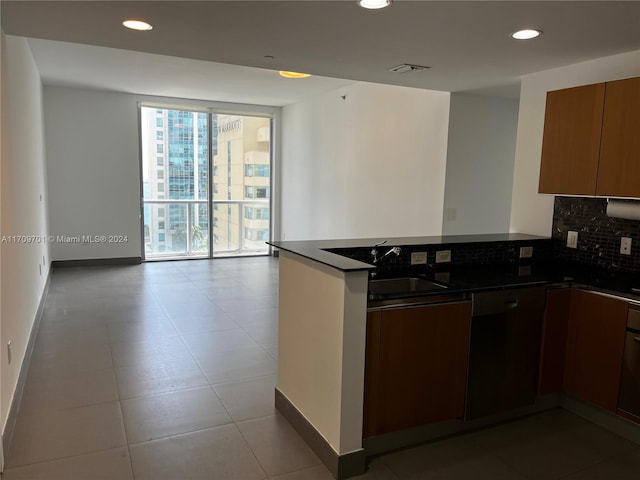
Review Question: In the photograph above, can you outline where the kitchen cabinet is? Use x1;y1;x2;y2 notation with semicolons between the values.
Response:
538;76;640;197
595;77;640;197
538;288;572;395
363;301;471;438
538;83;604;195
564;289;628;412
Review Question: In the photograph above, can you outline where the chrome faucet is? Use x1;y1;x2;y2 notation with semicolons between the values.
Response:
378;246;402;263
371;240;387;263
371;240;401;264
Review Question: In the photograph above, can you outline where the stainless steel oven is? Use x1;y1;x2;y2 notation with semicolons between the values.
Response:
618;306;640;422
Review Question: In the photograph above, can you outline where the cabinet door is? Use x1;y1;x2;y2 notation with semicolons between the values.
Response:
363;310;382;438
538;288;572;395
566;290;627;412
365;302;471;436
538;83;605;195
596;77;640;197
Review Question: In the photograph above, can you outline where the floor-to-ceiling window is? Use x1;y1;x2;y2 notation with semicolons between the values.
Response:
140;106;272;260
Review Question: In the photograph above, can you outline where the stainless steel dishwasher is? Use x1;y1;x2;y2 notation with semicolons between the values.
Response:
465;286;546;420
617;306;640;422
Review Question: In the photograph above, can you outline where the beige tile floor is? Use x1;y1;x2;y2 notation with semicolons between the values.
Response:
3;257;640;479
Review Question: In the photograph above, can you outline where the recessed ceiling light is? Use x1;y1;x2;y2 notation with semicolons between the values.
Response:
358;0;391;10
511;29;542;40
279;71;311;79
122;19;153;31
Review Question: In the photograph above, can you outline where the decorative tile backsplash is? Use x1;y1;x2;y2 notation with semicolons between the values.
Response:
328;238;554;277
552;196;640;272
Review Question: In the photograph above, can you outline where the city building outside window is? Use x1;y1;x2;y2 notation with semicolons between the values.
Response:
142;107;272;259
256;165;270;177
257;208;270;220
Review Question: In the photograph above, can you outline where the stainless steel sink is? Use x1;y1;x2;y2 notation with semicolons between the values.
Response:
368;277;447;296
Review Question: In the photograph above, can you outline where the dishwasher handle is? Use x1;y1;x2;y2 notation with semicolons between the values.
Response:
504;299;518;310
472;292;525;316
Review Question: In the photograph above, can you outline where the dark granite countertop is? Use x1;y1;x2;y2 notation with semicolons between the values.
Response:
268;233;550;272
268;235;640;301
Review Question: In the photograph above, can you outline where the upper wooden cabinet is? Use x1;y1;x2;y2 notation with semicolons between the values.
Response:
539;83;605;195
538;77;640;197
596;77;640;197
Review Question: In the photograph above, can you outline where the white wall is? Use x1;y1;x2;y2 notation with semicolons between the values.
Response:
0;35;50;428
277;252;368;454
0;26;4;469
44;87;142;261
280;82;450;241
442;93;519;235
44;87;280;261
510;49;640;236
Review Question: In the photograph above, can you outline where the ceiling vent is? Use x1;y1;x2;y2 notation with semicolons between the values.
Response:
387;63;430;73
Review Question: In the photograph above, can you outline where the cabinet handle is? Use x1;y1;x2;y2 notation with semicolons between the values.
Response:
634;336;640;344
504;300;518;309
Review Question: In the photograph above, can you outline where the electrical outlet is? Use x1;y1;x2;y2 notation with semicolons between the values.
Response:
518;265;532;276
435;272;450;284
621;237;632;255
567;231;578;249
519;246;533;258
410;251;428;265
435;250;451;263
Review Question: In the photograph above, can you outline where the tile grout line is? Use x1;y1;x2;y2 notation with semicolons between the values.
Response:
2;446;132;474
233;421;271;480
103;300;137;480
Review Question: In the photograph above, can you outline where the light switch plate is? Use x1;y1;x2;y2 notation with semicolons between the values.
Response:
435;250;451;263
410;251;428;265
445;208;457;222
567;231;578;249
621;237;632;255
519;246;533;258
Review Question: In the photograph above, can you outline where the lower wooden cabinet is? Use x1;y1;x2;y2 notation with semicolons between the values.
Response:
538;288;573;395
363;301;472;438
565;289;628;412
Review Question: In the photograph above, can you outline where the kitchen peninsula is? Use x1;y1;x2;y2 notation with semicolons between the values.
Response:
268;233;555;479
